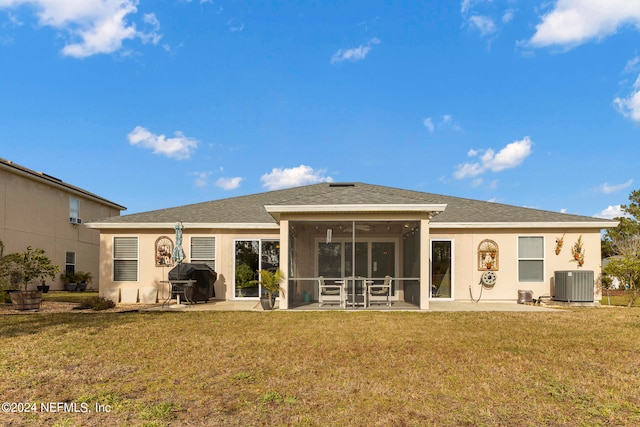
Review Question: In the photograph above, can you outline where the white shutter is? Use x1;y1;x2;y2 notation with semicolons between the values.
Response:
191;237;216;270
114;237;138;281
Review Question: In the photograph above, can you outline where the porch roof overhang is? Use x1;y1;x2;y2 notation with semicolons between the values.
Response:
264;204;448;221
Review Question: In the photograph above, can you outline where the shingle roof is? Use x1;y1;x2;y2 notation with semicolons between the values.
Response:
89;182;614;227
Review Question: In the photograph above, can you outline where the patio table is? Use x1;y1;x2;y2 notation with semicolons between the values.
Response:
160;280;197;307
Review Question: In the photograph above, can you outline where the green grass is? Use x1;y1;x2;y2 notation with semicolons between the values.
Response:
1;309;640;426
600;293;640;307
42;291;99;303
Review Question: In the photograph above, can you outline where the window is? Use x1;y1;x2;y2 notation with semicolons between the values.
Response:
65;251;76;274
69;197;80;220
518;236;544;282
113;237;138;282
191;237;216;270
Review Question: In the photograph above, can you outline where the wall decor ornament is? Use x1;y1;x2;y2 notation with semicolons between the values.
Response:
555;233;565;255
478;239;499;271
571;235;585;267
155;236;174;267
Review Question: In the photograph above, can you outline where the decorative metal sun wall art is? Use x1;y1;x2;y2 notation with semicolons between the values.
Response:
478;239;499;271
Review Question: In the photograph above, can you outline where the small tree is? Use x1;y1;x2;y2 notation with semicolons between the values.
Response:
602;189;640;306
0;246;59;292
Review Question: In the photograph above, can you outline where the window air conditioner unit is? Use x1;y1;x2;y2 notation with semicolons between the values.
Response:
69;217;82;224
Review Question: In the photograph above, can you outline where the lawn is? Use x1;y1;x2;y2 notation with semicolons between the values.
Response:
1;308;639;426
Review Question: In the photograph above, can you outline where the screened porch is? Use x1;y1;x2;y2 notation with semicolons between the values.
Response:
285;220;423;309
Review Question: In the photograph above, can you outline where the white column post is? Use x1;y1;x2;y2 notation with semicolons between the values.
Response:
279;219;289;310
420;218;430;310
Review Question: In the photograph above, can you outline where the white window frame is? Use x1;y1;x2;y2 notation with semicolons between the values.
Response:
190;236;216;270
65;251;76;274
430;238;455;300
69;197;80;220
517;236;545;282
113;236;139;282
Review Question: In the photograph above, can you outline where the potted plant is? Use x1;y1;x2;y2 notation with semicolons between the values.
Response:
61;271;78;292
235;263;258;297
37;280;50;293
75;271;92;292
1;246;59;310
256;268;285;310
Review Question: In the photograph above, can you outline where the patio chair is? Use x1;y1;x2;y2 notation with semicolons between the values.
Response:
367;275;392;307
318;276;345;308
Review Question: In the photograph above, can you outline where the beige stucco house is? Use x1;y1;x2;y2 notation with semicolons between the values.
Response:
87;182;616;309
0;158;125;290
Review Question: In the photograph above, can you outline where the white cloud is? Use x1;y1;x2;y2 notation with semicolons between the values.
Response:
423;114;459;134
528;0;640;49
331;37;380;64
216;177;243;190
613;75;640;121
226;19;244;32
454;136;533;179
502;9;515;24
596;179;633;194
0;0;161;58
623;56;640;73
128;126;198;160
260;165;333;191
594;205;629;219
423;118;434;132
191;171;212;188
468;15;496;36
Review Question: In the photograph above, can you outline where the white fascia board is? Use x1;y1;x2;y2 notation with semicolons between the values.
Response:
430;221;619;229
265;204;447;218
85;222;279;230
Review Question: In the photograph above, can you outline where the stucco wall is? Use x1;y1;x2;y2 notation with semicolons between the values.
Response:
430;228;603;301
99;228;280;302
0;167;122;290
98;225;604;304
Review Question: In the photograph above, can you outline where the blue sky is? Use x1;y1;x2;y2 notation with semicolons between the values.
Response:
1;0;639;218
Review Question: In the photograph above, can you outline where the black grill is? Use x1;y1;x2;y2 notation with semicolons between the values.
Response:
168;263;217;302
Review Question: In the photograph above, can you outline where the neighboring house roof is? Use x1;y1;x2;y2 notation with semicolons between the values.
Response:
0;157;126;211
86;182;616;230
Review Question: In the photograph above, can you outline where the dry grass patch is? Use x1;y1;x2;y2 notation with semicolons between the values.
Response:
1;309;639;426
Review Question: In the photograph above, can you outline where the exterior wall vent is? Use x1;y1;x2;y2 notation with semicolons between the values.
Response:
553;270;594;302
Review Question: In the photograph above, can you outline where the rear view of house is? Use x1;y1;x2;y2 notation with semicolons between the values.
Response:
87;182;615;309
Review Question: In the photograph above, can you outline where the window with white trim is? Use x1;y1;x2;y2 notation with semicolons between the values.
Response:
518;236;544;282
70;197;80;220
113;237;138;282
190;237;216;270
65;251;76;274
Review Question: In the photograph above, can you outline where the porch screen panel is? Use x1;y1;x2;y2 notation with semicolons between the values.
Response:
191;237;216;270
113;237;138;282
318;242;341;278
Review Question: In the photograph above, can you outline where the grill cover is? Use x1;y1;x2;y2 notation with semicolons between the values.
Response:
168;263;217;302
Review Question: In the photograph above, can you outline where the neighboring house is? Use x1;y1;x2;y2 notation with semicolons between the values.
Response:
0;158;125;290
87;182;616;309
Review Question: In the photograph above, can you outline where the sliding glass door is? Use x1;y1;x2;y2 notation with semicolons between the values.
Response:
234;239;279;298
431;240;453;299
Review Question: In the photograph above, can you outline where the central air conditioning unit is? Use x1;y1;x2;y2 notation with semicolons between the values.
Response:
554;270;594;302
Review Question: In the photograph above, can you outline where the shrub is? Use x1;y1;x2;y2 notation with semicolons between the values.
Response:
80;296;115;311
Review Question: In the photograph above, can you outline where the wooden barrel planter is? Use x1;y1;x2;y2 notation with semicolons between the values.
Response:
10;290;43;310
